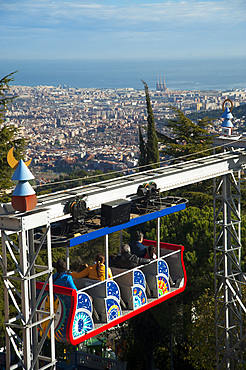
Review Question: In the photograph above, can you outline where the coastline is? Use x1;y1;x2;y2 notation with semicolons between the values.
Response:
1;57;246;92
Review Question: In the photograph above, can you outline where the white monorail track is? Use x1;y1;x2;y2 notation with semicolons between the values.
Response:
1;149;246;224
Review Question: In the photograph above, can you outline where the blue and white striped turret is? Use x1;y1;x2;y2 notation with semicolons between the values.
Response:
221;107;234;128
221;99;234;136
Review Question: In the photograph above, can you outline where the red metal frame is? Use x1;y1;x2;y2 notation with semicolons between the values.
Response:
36;281;78;344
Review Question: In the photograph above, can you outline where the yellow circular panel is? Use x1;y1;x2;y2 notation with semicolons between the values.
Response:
7;147;32;169
7;147;19;169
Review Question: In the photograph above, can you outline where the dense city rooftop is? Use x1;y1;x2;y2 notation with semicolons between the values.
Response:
3;85;246;184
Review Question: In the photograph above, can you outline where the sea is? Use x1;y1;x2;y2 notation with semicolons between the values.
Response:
0;57;245;91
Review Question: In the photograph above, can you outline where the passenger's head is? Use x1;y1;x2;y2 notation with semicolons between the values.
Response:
134;230;144;242
95;254;105;264
122;244;131;253
56;259;66;273
147;245;157;259
95;254;105;277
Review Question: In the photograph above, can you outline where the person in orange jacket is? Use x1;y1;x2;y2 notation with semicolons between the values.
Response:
71;254;113;281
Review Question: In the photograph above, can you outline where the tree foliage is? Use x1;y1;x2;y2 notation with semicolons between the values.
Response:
157;107;213;161
139;81;160;170
138;124;147;169
156;107;214;205
187;103;246;121
0;72;17;114
185;285;246;369
185;288;216;369
0;72;26;190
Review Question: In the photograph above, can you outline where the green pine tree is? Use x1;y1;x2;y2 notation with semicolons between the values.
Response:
157;107;213;161
140;80;160;170
0;72;26;190
143;80;160;168
138;124;147;170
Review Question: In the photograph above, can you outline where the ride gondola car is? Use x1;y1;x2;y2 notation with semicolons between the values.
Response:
36;196;187;345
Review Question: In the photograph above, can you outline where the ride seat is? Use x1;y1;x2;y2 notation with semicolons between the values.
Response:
111;267;147;310
141;259;170;298
74;278;122;324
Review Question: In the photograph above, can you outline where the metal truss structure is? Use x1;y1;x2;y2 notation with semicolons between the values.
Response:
214;170;246;369
1;139;246;368
0;210;56;369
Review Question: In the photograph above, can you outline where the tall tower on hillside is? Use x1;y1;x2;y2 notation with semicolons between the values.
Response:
156;75;167;92
156;75;160;91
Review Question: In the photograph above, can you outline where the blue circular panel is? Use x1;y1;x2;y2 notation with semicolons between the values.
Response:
158;260;169;277
133;270;145;288
158;275;170;297
77;293;92;313
132;286;147;309
72;311;93;339
107;281;120;301
106;298;121;322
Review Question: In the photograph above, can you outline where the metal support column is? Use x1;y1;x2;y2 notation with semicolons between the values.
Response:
214;172;246;369
29;229;39;370
19;229;32;368
119;230;123;253
66;246;70;271
0;210;56;369
105;234;109;279
156;218;160;259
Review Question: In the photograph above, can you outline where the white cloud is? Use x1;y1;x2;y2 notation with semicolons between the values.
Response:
1;0;245;59
2;0;246;26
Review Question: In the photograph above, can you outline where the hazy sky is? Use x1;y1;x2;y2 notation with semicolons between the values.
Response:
1;0;245;60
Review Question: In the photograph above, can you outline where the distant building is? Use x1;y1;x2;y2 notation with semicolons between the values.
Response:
56;117;62;127
156;75;168;92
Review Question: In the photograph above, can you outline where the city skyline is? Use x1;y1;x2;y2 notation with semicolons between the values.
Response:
1;0;246;61
5;83;246;183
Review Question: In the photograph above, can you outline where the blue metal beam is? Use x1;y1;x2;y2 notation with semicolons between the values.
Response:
69;202;186;247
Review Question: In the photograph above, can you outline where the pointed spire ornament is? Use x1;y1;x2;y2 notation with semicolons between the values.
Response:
221;99;234;136
11;159;35;181
7;149;37;212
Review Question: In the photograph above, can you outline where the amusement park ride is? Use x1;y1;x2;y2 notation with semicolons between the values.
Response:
0;99;246;369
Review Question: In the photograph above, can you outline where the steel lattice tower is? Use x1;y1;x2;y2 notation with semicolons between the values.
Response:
213;101;246;368
213;171;246;368
0;210;56;369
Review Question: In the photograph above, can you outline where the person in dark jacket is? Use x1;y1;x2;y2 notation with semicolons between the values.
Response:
129;230;147;258
113;244;152;269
